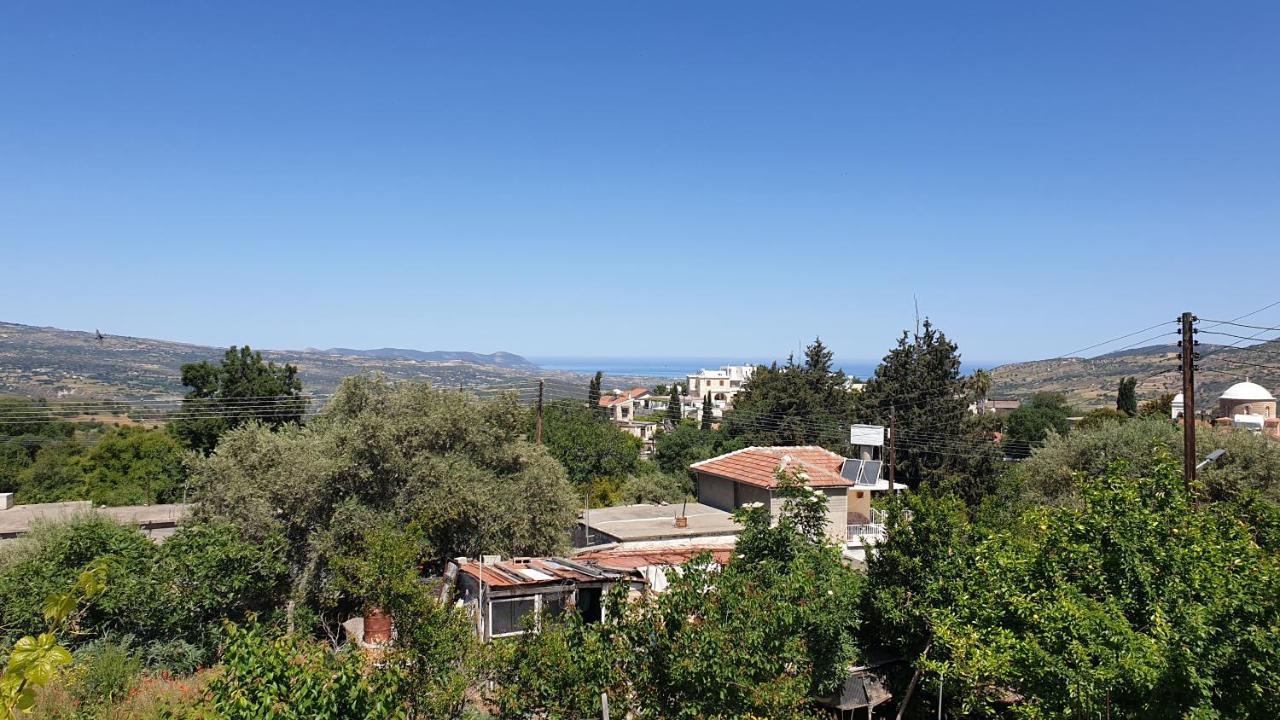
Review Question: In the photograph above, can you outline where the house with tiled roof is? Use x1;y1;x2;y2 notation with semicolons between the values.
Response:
690;446;906;552
598;387;652;422
599;387;660;453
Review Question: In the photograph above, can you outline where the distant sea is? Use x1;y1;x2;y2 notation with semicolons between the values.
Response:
529;356;881;380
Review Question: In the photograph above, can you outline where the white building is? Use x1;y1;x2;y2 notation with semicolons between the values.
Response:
686;364;756;419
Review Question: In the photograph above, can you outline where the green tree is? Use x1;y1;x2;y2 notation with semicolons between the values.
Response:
652;420;743;481
79;426;188;505
188;376;577;614
861;489;971;661
1116;375;1138;416
587;371;603;417
722;338;856;450
1;562;107;717
538;398;641;490
170;345;306;453
699;393;713;430
1138;391;1176;418
966;368;993;404
1076;406;1129;430
856;320;999;493
1002;391;1072;459
664;384;681;426
1002;415;1280;509
925;459;1280;718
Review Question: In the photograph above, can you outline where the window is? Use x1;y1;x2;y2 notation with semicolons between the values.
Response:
542;592;569;619
489;597;536;637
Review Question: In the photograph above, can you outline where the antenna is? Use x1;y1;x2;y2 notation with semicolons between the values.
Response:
913;295;921;339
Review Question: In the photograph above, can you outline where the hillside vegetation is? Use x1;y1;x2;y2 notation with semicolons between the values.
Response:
990;340;1280;409
0;321;549;399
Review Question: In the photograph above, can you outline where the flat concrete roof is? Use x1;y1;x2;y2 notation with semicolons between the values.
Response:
580;502;742;543
0;502;191;538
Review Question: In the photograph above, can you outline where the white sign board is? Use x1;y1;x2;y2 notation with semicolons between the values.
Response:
849;424;885;447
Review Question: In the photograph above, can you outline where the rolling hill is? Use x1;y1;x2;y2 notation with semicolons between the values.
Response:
990;340;1280;410
0;322;558;399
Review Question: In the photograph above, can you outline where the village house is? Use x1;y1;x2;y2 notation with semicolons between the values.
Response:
685;364;755;418
689;444;905;562
598;387;660;453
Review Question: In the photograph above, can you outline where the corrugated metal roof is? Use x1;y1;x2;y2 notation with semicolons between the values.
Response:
457;556;624;588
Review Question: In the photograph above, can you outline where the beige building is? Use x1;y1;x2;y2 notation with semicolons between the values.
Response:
598;387;652;422
686;365;756;419
689;446;905;554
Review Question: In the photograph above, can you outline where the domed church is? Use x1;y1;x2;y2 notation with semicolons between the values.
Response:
1218;381;1276;419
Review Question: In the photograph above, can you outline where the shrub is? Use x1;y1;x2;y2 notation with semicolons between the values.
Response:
68;637;143;709
0;516;155;649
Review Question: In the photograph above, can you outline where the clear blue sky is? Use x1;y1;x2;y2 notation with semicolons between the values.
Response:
3;2;1278;365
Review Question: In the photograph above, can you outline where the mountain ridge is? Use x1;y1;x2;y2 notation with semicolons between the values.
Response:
0;321;554;399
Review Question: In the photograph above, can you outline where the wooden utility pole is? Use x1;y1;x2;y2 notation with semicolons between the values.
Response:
1179;311;1197;491
535;379;545;445
889;406;897;486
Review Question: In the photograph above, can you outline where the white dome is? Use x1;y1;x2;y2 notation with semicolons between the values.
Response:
1173;393;1183;403
1219;382;1275;401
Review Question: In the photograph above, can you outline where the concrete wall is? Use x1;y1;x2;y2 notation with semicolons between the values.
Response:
735;482;771;510
1220;399;1276;419
823;488;848;542
697;473;736;512
847;488;872;521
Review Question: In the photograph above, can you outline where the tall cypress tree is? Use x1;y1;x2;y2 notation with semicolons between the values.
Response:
1116;376;1138;417
665;384;682;426
701;393;714;430
588;371;602;414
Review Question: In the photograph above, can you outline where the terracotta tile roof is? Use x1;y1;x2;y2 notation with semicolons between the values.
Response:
689;446;852;489
599;387;650;407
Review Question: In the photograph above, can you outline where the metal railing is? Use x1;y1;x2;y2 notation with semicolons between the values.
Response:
846;523;886;539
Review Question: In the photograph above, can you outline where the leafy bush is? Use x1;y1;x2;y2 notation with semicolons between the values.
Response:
0;517;288;667
141;639;206;676
67;637;143;709
210;622;404;720
0;517;155;648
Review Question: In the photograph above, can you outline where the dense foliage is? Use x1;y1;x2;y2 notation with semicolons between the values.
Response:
1002;415;1280;508
1001;391;1072;458
0;405;186;507
652;420;743;481
0;517;287;669
929;459;1280;718
855;321;1000;500
170;345;306;454
189;376;578;619
536;398;641;500
1116;375;1138;416
722;338;857;450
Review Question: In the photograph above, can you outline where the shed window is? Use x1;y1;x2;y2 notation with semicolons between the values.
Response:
543;592;569;619
490;597;536;637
